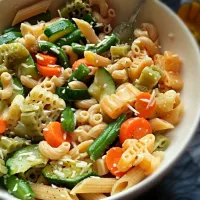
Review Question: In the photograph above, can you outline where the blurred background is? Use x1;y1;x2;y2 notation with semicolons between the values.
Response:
139;1;200;200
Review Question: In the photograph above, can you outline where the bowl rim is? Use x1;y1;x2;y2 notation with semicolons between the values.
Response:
1;1;200;200
106;1;200;199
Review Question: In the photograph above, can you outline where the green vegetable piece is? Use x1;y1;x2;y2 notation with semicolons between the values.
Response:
138;66;162;89
18;55;39;79
96;34;120;54
61;106;76;132
87;114;126;161
56;29;84;47
60;0;91;19
4;27;21;34
14;104;43;141
0;32;22;45
0;159;7;177
38;41;69;68
82;14;102;33
68;63;90;82
56;87;91;101
8;77;24;103
71;43;97;56
88;68;116;102
110;44;131;60
44;19;76;42
6;145;48;175
0;43;39;79
0;136;30;160
153;134;171;152
4;175;35;200
42;160;95;189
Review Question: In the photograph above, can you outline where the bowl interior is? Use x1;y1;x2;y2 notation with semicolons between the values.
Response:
0;0;200;199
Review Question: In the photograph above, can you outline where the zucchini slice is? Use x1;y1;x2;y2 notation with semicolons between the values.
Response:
6;145;48;175
44;19;76;42
42;159;96;189
0;32;22;45
88;68;116;102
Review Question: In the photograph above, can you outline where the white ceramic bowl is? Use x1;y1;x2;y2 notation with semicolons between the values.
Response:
1;0;200;199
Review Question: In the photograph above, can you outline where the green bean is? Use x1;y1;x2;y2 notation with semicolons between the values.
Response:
61;106;76;132
38;41;69;68
4;175;35;200
68;64;90;82
96;34;120;54
71;43;96;56
56;29;84;47
87;114;126;161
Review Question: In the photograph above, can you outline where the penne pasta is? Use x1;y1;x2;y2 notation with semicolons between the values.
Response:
111;167;146;195
149;118;174;132
12;0;51;26
71;177;117;194
31;184;79;200
80;193;107;200
84;51;112;67
73;18;100;44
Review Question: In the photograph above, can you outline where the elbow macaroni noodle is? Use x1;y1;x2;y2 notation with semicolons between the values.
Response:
39;141;70;160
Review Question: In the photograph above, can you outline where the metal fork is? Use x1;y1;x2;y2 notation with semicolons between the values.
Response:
113;0;146;43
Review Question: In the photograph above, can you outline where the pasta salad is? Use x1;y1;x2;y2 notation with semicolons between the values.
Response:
0;0;184;199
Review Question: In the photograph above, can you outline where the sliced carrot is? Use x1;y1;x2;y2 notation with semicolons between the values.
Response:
0;119;6;134
36;53;57;66
119;117;152;143
37;64;62;77
135;93;156;118
43;122;70;147
105;147;126;178
72;58;92;70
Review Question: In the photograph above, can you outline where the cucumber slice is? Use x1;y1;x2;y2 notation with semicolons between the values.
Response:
61;106;76;132
56;87;91;101
44;19;76;42
88;68;116;102
6;145;48;175
0;32;22;45
38;41;69;68
42;160;95;189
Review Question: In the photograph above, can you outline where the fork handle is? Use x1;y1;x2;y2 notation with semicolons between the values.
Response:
129;0;146;23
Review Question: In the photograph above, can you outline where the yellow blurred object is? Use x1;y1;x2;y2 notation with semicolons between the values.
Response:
178;1;200;44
